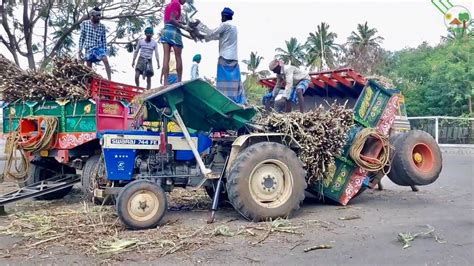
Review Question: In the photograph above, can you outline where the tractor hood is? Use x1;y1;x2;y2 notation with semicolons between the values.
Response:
134;79;257;132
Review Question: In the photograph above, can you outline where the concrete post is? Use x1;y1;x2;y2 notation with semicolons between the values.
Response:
435;117;439;143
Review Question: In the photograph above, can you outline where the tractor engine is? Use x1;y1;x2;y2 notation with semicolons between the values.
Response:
101;130;213;189
133;150;200;179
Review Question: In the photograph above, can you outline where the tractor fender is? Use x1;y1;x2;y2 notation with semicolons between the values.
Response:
226;133;301;174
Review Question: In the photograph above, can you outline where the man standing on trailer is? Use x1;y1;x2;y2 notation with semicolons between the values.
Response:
268;59;310;113
78;7;112;80
201;7;246;104
161;49;178;85
132;27;161;89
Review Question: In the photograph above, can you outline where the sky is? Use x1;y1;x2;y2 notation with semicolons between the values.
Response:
0;0;472;87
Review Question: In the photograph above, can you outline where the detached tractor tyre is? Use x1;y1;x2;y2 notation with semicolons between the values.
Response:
388;130;442;186
23;159;76;200
116;180;167;230
81;155;114;205
226;142;307;221
387;133;412;186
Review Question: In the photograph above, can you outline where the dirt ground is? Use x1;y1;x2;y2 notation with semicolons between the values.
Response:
0;152;473;265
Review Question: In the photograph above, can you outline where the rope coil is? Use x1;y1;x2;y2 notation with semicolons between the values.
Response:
1;116;58;182
349;128;391;174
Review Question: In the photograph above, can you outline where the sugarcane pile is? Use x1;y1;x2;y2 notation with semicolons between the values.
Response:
255;103;354;184
0;54;100;102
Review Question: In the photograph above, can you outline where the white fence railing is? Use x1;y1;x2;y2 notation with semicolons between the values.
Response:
408;116;474;145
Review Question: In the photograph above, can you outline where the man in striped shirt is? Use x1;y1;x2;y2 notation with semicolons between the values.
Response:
132;27;160;89
78;7;112;80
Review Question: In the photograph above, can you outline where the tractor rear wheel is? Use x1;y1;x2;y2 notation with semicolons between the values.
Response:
81;155;114;205
116;180;167;230
388;130;442;186
23;158;76;200
227;142;306;221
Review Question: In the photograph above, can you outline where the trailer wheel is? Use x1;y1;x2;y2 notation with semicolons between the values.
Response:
388;130;442;186
81;155;114;205
387;133;411;186
24;159;75;200
227;142;306;221
116;180;167;230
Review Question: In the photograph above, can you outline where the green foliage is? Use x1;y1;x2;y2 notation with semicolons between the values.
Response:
382;39;473;116
305;22;340;70
347;22;384;47
1;1;165;70
125;42;135;53
243;74;267;106
241;51;264;74
241;51;269;106
275;37;304;67
269;22;471;118
344;21;384;74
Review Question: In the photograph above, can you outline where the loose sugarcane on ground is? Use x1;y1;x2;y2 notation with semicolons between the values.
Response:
0;188;325;259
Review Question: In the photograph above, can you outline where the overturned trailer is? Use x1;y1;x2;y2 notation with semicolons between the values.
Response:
259;68;442;204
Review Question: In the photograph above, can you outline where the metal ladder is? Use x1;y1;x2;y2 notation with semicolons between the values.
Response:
0;174;80;215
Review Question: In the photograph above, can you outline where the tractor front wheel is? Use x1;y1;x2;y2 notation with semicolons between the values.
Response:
116;180;167;230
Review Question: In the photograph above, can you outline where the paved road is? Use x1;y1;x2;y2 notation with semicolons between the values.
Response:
155;152;474;265
0;149;473;265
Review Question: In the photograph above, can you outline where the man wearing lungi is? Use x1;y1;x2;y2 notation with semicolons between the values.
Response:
160;0;187;85
201;7;246;104
132;27;160;89
268;59;311;113
78;7;112;80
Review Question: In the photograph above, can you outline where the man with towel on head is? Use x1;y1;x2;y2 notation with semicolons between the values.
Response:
201;7;246;104
268;59;310;113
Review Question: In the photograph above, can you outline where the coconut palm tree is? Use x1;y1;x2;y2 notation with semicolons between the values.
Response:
274;37;304;67
344;22;384;73
347;21;384;48
305;22;340;70
242;51;264;75
241;51;269;105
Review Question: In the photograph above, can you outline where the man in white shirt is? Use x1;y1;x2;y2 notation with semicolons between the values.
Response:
200;7;246;104
132;27;160;89
268;59;311;112
191;54;201;79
